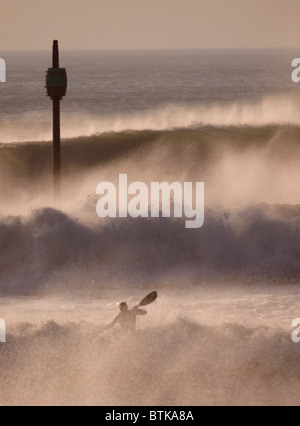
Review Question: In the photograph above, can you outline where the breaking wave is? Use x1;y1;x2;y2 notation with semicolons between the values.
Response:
0;318;298;406
1;93;300;143
0;122;299;294
0;203;299;295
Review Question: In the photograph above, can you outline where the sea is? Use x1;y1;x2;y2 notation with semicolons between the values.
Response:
0;49;300;405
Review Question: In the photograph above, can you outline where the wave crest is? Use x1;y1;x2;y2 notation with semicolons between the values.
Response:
2;93;300;143
0;204;299;294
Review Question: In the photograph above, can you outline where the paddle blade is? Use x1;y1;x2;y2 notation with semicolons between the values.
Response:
138;291;158;307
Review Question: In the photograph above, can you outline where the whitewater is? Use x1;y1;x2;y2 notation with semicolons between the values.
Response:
0;49;300;406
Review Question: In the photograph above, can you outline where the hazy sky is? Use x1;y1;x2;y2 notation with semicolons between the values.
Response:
1;0;300;50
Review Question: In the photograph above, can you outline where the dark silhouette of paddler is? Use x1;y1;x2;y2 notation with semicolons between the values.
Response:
101;291;157;334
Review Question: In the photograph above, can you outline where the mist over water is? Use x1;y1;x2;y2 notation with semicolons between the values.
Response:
0;318;299;406
1;124;300;293
2;93;300;143
1;288;300;406
0;50;300;406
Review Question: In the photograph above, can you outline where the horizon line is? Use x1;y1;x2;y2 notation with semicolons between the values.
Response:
1;46;300;53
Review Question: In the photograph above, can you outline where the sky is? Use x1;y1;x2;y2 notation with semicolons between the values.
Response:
1;0;300;50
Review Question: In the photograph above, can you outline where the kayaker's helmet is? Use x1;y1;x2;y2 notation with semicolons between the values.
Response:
119;302;128;312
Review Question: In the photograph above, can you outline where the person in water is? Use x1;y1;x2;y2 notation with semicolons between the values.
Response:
103;302;147;333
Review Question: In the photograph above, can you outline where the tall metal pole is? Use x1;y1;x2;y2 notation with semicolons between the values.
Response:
46;40;67;203
52;41;61;201
53;97;61;201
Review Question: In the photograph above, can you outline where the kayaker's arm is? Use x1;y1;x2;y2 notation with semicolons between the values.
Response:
101;314;120;332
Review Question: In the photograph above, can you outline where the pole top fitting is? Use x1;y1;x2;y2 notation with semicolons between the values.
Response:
46;40;67;100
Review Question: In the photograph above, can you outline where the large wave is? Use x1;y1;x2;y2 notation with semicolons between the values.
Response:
0;123;300;210
1;93;300;143
0;204;299;295
0;123;299;294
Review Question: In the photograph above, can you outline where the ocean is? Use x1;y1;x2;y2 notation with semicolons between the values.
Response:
0;49;300;406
